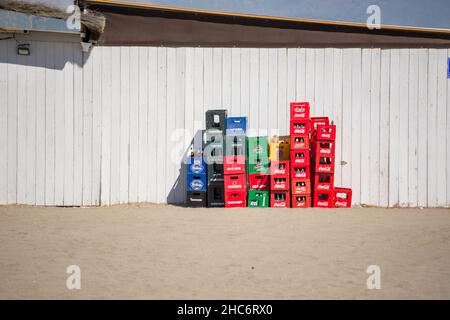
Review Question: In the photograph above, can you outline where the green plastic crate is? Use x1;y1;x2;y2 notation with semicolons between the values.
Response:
248;190;269;208
247;156;270;174
247;136;269;159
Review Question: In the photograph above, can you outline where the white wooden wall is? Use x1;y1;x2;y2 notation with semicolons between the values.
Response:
0;39;449;207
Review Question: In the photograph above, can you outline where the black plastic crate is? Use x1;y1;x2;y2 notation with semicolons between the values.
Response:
207;182;225;207
186;191;207;207
207;162;224;183
206;110;227;131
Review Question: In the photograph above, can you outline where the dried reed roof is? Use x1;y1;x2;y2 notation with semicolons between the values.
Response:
0;0;105;33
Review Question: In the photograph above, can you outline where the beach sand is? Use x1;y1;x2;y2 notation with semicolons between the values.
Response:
0;205;449;299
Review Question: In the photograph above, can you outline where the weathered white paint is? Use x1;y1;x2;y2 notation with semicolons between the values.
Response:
0;39;449;207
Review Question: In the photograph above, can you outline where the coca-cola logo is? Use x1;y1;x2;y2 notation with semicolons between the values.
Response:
318;167;330;172
320;133;331;138
317;201;328;206
319;149;331;154
190;179;204;190
317;185;330;190
335;201;347;207
295;173;306;178
273;202;286;207
294;129;306;134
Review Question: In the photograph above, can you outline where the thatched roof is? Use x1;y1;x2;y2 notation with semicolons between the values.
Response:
0;0;105;33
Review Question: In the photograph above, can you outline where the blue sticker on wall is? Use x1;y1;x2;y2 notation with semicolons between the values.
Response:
448;58;450;79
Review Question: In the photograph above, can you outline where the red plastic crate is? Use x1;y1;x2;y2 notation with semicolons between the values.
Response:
290;149;310;166
292;195;311;208
270;160;290;175
290;135;310;150
290;102;310;120
311;117;330;131
290;119;310;136
248;174;269;191
333;187;352;208
225;191;247;208
314;155;335;174
313;173;334;192
223;155;246;174
291;164;310;180
313;141;335;157
316;124;336;141
270;191;291;208
291;179;311;195
224;174;246;192
313;190;334;208
270;174;290;191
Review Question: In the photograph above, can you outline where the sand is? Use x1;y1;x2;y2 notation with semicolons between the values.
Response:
0;205;449;299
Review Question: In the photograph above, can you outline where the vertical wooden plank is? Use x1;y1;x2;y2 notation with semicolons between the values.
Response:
213;48;223;107
240;48;250;118
0;41;6;204
417;49;428;207
147;47;158;203
184;47;194;160
43;42;55;205
203;48;213;114
35;42;46;205
323;48;334;120
360;49;371;205
296;48;306;101
370;49;381;205
379;50;391;207
73;44;83;206
427;49;438;207
249;48;259;133
156;47;167;203
63;43;74;206
267;49;278;136
222;48;232;109
91;47;102;206
276;48;287;135
174;48;186;204
350;48;362;205
128;47;139;203
286;48;297;124
82;47;94;206
7;40;18;204
109;47;121;205
119;47;130;204
398;49;410;207
230;48;241;117
100;47;112;206
314;49;325;117
258;48;269;135
331;49;343;186
16;44;28;204
137;47;149;203
407;49;419;207
436;49;447;207
388;49;400;207
448;49;450;207
25;43;36;204
305;49;315;110
341;49;352;188
193;48;204;129
166;48;176;203
54;44;65;205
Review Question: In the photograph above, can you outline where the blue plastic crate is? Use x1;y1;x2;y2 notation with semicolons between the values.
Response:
187;174;207;191
186;156;206;174
226;117;247;135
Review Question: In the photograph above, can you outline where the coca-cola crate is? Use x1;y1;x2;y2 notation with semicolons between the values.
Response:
292;195;311;208
290;119;310;136
291;179;311;195
314;155;335;174
313;173;334;192
313;141;335;158
290;135;310;150
270;191;291;208
270;160;290;175
248;174;270;191
270;174;290;191
290;149;310;166
311;117;330;132
316;124;336;141
333;187;352;208
313;190;334;208
223;155;246;174
291;164;310;180
224;174;246;192
225;191;247;208
290;102;310;120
